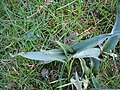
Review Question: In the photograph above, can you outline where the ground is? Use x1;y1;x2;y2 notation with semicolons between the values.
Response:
0;0;120;90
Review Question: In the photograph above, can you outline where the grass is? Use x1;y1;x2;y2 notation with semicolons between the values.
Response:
0;0;120;89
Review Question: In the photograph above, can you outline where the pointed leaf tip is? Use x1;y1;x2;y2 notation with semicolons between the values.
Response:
10;49;67;62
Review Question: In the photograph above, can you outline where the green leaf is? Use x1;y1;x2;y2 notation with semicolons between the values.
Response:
103;4;120;52
72;34;111;52
111;5;120;33
75;72;82;90
92;74;100;88
102;35;119;52
73;48;101;60
10;49;67;62
91;58;100;75
56;41;74;54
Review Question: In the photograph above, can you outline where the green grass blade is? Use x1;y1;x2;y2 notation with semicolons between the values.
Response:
80;59;90;77
57;83;72;88
57;0;77;10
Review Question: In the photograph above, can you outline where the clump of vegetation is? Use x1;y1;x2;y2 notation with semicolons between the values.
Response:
11;3;120;90
0;0;120;89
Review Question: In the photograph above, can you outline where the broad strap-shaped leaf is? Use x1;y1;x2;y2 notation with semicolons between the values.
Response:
90;58;100;75
92;74;100;88
73;48;101;60
102;35;119;52
56;41;74;54
72;33;112;52
103;5;120;52
111;5;120;33
10;49;67;62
